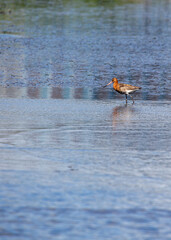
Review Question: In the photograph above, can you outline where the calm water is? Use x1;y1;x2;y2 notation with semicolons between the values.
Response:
0;0;171;239
0;95;171;240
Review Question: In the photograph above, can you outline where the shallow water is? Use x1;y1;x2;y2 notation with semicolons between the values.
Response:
0;0;171;96
0;92;171;239
0;0;171;239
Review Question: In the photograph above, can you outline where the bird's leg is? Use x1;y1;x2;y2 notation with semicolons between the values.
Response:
129;94;134;104
125;94;127;104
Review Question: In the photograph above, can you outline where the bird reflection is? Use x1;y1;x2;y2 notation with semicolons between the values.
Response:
112;104;135;128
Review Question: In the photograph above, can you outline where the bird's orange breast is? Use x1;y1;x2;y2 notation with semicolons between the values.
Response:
113;82;122;93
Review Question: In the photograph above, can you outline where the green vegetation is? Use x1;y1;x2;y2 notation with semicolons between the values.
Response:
0;0;142;11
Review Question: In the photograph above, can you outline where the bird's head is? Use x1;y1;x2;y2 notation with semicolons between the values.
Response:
103;77;118;88
112;77;118;83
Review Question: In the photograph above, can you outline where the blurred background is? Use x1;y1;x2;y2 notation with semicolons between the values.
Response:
0;0;171;100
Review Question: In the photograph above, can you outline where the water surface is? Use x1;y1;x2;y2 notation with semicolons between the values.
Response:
0;0;171;97
0;0;171;239
0;92;171;239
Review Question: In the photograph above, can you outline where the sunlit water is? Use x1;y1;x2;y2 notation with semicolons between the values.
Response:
0;0;171;239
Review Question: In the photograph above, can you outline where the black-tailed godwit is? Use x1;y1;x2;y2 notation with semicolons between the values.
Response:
103;77;141;104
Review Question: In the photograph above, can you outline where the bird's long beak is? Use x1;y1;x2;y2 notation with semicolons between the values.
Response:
103;81;113;88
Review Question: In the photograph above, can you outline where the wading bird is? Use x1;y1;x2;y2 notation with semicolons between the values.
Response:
103;78;141;104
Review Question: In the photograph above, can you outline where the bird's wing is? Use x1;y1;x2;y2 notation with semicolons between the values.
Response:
119;83;141;92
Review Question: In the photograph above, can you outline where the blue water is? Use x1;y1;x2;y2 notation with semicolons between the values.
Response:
0;0;171;98
0;96;171;239
0;0;171;239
